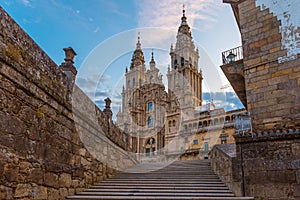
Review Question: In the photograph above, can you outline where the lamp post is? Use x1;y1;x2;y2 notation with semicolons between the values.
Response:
226;51;236;64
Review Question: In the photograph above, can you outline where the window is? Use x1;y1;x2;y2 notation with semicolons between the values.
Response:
148;116;153;128
146;148;150;156
172;120;176;127
221;136;227;144
181;57;184;66
185;137;189;143
198;122;203;128
193;139;198;145
225;116;230;123
204;142;209;151
148;102;153;111
180;146;184;153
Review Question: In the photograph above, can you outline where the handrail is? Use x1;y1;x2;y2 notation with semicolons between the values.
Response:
222;46;243;64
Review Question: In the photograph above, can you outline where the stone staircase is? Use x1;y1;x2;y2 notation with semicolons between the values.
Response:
67;159;253;199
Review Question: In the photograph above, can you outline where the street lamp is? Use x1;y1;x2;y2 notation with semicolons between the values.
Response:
226;51;236;64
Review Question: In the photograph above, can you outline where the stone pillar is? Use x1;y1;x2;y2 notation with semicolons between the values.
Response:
60;47;77;101
103;97;113;121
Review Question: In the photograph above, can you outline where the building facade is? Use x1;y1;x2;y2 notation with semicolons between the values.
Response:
117;8;247;161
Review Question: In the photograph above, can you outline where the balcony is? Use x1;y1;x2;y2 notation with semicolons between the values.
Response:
222;46;243;65
220;46;247;108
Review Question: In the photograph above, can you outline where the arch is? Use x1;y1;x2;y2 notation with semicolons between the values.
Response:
148;102;153;111
172;120;176;127
148;116;153;128
198;121;203;128
214;118;219;125
181;57;184;66
225;116;230;123
203;121;208;127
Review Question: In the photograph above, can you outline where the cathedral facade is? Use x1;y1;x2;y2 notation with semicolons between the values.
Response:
116;8;246;161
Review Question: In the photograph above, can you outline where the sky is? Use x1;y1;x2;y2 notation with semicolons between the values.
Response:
0;0;244;117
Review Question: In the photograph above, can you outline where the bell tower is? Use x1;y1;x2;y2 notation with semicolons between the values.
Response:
167;6;203;115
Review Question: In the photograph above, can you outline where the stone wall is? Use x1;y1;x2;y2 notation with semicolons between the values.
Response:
209;144;243;197
235;132;300;199
240;0;300;131
0;7;136;200
210;132;300;199
224;0;300;131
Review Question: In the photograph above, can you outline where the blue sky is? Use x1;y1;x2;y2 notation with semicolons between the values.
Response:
1;0;244;116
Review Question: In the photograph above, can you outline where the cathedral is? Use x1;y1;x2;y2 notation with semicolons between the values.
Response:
116;8;246;161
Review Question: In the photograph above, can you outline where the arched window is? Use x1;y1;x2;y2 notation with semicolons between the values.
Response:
168;120;172;128
181;57;184;66
225;116;230;123
199;121;203;128
148;116;153;128
172;120;176;127
133;78;135;87
148;102;153;111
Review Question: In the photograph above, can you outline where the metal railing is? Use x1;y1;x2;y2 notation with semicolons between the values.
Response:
222;46;243;65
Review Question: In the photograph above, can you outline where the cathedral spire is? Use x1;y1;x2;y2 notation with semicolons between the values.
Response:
136;32;141;50
181;4;187;25
150;50;155;64
178;5;191;38
130;34;145;69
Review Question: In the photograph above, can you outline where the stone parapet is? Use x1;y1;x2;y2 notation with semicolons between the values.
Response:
0;7;136;200
234;132;300;199
209;144;243;197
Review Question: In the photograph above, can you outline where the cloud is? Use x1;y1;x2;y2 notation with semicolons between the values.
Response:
20;0;32;7
203;92;244;111
93;27;100;33
136;0;222;30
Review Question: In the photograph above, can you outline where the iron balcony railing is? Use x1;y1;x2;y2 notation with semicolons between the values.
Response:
222;46;243;65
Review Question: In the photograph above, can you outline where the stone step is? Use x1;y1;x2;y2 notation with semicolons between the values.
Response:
67;196;254;200
90;185;229;190
93;183;227;187
101;180;224;184
84;189;233;193
108;178;221;181
76;192;235;197
67;159;254;200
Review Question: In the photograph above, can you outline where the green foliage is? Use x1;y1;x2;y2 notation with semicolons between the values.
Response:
5;44;22;61
36;108;43;118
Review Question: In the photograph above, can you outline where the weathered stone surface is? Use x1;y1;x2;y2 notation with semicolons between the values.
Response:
44;172;58;188
0;6;136;200
47;188;59;200
14;184;32;198
223;0;300;132
0;185;13;200
33;186;47;200
59;173;72;188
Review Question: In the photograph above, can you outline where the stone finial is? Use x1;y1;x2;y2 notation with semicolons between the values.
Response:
105;97;112;109
104;97;113;121
60;47;77;101
63;47;77;64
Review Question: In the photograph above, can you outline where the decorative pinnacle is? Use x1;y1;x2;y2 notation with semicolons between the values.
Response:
181;4;187;25
150;49;155;64
136;32;141;50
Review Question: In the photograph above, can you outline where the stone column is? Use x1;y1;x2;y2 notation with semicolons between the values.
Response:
60;47;77;101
